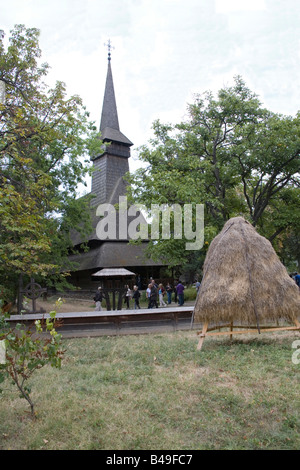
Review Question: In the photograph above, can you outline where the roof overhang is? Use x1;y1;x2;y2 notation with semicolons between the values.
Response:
92;268;136;277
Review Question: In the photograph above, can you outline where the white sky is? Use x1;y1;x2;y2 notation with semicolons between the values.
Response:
1;0;300;190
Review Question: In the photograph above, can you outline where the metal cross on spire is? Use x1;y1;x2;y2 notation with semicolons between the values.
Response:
104;39;114;61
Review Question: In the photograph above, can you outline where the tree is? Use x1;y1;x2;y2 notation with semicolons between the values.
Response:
182;76;266;226
0;299;65;418
0;25;102;301
127;119;210;269
128;77;300;275
257;186;300;270
230;112;300;227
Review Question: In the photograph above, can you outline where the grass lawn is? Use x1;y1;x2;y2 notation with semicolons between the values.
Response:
0;329;299;450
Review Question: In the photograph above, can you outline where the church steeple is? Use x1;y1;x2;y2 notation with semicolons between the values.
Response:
68;41;164;289
91;42;133;207
100;52;119;133
99;41;133;147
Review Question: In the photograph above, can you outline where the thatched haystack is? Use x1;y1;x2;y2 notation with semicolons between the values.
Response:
194;217;300;327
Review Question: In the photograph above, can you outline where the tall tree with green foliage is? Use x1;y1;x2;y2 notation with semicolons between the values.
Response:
229;111;300;228
0;25;102;301
128;76;300;277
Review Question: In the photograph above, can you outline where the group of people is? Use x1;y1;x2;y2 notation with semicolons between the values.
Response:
93;285;141;311
93;278;186;311
94;270;298;311
124;284;141;310
146;280;162;309
146;279;185;308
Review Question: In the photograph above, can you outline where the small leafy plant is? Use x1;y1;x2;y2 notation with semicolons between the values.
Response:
0;300;65;418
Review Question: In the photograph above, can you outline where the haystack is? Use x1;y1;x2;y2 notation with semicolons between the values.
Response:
193;217;300;348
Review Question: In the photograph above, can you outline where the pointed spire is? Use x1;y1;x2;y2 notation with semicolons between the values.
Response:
100;43;119;132
99;41;133;147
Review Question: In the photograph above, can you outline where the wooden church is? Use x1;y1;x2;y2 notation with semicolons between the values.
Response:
68;46;163;290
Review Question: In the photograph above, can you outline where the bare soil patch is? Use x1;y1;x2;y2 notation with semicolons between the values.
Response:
35;298;96;314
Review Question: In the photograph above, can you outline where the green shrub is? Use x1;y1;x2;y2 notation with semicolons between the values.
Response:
182;286;197;301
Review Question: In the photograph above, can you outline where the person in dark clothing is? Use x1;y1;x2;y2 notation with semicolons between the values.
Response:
295;272;300;288
132;285;141;309
94;287;103;311
149;283;158;308
176;281;185;306
166;283;173;304
124;285;132;309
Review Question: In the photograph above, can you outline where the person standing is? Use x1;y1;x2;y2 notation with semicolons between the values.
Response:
166;283;172;304
158;284;167;307
94;287;103;311
132;285;141;309
124;285;132;309
149;282;158;308
146;283;152;309
176;281;185;306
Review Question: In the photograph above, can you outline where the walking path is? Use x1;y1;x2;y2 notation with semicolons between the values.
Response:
7;304;197;338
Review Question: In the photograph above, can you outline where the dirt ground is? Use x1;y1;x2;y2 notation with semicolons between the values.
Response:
11;292;195;314
36;297;96;313
21;296;195;314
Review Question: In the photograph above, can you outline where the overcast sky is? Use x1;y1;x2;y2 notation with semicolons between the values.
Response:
1;0;300;186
